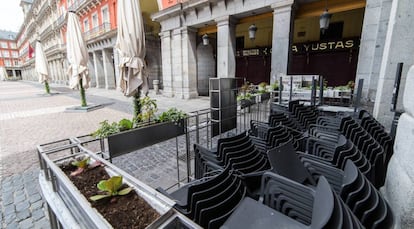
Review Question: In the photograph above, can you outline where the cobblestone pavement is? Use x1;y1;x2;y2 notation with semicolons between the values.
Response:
0;80;210;228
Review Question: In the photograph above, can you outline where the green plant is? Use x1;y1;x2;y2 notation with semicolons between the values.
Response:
157;108;187;124
347;80;355;90
237;93;253;101
136;96;157;124
90;176;133;201
70;157;90;176
118;118;133;131
258;82;268;88
270;82;279;91
92;120;120;138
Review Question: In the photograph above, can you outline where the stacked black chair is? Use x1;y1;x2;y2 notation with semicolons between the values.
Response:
310;115;386;188
249;122;306;153
303;134;373;182
289;102;320;130
297;155;394;228
359;110;394;168
158;167;247;229
259;172;364;228
194;133;270;179
264;141;393;228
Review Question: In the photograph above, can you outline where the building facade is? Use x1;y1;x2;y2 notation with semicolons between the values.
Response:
17;0;162;90
152;0;414;129
9;0;414;129
0;30;21;79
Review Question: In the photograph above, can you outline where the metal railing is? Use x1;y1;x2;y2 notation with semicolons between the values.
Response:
83;23;111;41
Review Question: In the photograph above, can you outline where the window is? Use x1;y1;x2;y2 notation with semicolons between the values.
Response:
101;5;109;24
83;18;89;31
92;13;98;28
0;52;2;57
3;51;9;57
12;51;18;58
1;42;7;48
10;43;16;49
14;60;19;66
5;60;11;66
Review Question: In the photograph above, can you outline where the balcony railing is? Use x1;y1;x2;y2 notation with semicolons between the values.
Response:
83;23;111;41
54;14;66;28
40;24;53;39
44;44;63;53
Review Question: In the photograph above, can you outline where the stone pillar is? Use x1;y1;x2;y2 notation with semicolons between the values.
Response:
160;30;174;97
373;0;414;129
270;0;294;82
49;61;55;83
383;65;414;228
88;53;96;88
171;28;183;98
113;47;120;90
102;48;116;89
93;51;105;88
356;0;392;101
181;27;198;99
216;16;237;78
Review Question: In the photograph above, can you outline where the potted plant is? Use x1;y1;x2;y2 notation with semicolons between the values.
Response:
38;144;202;228
90;103;188;159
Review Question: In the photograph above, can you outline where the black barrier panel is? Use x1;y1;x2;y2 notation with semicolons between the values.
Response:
107;121;185;158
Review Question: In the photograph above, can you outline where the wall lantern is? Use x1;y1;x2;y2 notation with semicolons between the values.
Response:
248;24;258;40
319;9;332;32
202;34;209;46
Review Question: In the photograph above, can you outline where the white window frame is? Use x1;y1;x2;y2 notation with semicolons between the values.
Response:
101;5;109;24
3;50;10;57
5;60;11;67
12;51;18;58
92;12;99;29
83;18;89;31
1;42;7;48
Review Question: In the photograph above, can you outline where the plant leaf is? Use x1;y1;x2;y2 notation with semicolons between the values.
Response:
97;180;109;192
118;187;133;196
118;119;133;131
90;194;110;201
110;176;123;193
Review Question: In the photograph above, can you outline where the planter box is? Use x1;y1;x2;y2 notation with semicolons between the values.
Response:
240;98;255;109
107;121;185;158
38;143;201;229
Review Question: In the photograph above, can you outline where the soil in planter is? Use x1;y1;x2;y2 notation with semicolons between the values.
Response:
61;164;160;229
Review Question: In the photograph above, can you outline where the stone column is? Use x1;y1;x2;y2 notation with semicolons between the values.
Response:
160;30;174;97
181;27;198;99
355;0;392;101
384;65;414;228
93;51;105;88
270;0;294;82
171;28;183;98
49;61;55;83
102;48;116;89
88;53;96;88
215;16;237;78
113;47;120;90
373;0;414;129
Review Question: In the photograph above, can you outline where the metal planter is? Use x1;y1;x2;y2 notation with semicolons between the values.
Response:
107;121;185;158
37;143;199;229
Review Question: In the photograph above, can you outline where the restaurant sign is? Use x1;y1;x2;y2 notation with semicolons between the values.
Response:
291;38;360;54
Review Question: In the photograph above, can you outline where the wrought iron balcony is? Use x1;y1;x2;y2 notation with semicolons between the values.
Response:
68;0;101;14
83;23;111;41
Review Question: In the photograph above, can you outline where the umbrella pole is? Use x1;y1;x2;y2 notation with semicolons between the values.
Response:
44;81;50;94
79;78;87;107
133;89;142;121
